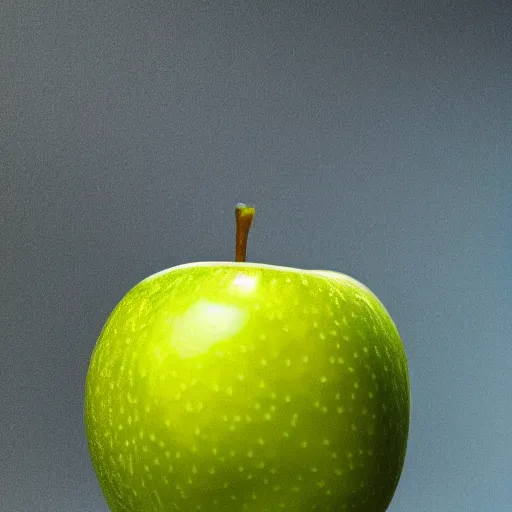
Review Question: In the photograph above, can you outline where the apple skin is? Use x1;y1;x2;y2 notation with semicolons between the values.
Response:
85;262;410;512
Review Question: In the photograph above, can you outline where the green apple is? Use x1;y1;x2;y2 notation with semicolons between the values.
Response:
85;204;410;512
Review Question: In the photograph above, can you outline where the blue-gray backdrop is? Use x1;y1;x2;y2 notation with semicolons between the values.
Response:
1;1;510;511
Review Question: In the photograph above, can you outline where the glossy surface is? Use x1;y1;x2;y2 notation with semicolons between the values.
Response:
85;262;410;511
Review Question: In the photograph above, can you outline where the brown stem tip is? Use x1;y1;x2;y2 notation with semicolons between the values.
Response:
235;203;255;262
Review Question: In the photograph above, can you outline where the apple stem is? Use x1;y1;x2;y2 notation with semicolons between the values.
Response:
235;203;255;262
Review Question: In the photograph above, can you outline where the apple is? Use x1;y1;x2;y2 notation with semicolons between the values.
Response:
85;204;410;512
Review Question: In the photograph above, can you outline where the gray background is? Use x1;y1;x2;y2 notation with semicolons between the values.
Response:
1;0;510;510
